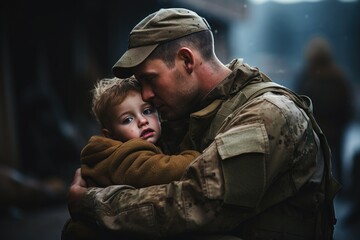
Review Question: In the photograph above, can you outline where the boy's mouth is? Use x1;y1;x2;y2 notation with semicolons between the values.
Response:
140;128;155;139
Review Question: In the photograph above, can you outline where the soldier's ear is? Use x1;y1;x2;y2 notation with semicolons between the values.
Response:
178;47;194;74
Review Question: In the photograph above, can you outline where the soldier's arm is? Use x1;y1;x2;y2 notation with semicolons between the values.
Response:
68;95;315;238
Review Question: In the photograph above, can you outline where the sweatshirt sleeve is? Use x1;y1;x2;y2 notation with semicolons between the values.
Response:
81;136;123;187
110;138;200;188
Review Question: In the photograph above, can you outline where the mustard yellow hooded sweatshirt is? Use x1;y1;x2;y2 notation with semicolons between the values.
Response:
81;135;200;188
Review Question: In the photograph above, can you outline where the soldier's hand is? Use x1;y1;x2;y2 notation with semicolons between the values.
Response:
68;168;87;220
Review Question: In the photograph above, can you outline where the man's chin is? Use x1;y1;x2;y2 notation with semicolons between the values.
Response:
160;113;177;121
160;110;185;122
159;112;170;121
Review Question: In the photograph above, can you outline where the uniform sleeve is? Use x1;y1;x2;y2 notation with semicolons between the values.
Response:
77;93;316;238
79;141;227;238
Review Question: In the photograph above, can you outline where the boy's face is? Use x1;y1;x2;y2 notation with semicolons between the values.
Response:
104;90;161;144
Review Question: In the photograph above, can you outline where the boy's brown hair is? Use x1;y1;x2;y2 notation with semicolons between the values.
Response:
91;76;141;129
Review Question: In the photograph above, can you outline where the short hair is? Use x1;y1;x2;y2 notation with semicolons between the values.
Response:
148;30;215;68
91;76;141;129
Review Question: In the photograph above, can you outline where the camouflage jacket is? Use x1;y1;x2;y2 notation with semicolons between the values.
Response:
75;59;338;239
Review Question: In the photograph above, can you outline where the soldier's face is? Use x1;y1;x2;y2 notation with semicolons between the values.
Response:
134;58;198;121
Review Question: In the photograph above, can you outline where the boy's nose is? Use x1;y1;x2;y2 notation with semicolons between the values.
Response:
138;116;149;127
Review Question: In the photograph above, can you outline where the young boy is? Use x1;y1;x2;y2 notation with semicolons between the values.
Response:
62;76;200;240
81;76;200;188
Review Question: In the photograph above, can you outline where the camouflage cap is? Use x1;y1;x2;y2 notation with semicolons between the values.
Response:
112;8;211;78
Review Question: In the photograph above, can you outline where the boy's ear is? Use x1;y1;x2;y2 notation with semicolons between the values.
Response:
101;128;112;138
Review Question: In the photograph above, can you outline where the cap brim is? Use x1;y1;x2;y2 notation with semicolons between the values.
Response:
112;44;158;78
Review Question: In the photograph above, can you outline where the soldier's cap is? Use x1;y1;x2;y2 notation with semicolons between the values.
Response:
112;8;211;78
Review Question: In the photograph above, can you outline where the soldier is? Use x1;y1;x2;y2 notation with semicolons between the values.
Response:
65;8;340;239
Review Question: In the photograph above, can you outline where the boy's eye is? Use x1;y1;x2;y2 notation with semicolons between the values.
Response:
143;107;154;115
122;117;133;124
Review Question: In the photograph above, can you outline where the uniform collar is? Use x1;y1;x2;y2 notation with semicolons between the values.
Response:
197;59;262;111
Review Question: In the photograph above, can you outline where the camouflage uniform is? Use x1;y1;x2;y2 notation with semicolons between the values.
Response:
71;59;339;239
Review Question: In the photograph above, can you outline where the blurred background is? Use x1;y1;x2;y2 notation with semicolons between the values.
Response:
1;0;359;239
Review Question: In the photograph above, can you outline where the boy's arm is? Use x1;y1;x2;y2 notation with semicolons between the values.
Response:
81;136;199;188
110;138;200;187
68;141;226;239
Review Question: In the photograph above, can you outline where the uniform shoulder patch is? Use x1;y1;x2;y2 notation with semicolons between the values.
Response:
215;122;268;160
